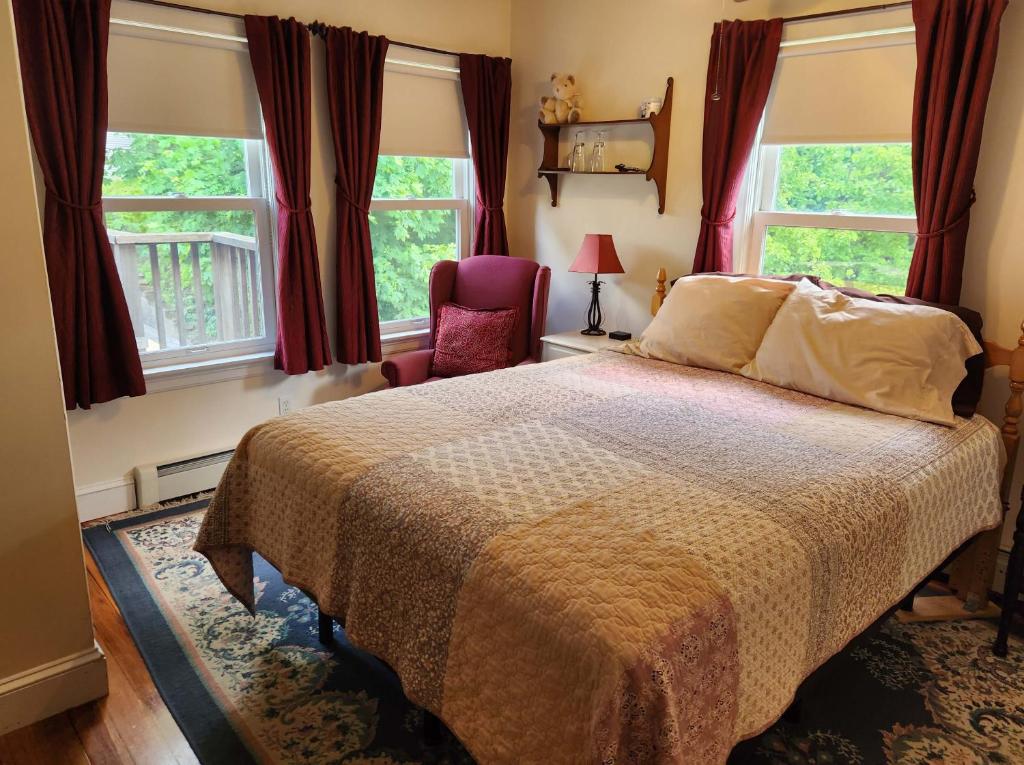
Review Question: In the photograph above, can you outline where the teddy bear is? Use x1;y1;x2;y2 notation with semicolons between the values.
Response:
539;73;583;124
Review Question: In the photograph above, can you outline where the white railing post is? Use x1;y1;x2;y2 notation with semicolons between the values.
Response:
109;232;144;349
106;231;260;350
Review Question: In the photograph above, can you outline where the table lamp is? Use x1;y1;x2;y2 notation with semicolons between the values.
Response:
568;234;625;336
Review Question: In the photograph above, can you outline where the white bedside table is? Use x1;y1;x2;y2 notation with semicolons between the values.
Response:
540;331;628;362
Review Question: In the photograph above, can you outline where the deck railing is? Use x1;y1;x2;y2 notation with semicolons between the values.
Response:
109;231;264;352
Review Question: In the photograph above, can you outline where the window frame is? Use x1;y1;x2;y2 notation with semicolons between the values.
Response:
740;143;917;279
370;156;474;337
102;136;278;369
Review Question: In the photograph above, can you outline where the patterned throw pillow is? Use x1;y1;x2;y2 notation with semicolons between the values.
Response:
432;303;520;378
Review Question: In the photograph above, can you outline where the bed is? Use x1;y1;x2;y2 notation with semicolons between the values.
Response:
196;273;1023;764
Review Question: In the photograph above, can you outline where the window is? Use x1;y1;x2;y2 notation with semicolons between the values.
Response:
742;7;918;294
747;144;917;295
370;155;472;334
103;132;276;366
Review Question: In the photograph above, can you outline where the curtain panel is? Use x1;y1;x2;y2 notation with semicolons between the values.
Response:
325;27;388;365
12;0;145;410
692;19;782;274
905;0;1007;305
245;15;332;374
458;53;512;256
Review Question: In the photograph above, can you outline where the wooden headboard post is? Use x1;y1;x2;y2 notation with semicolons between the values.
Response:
650;269;1024;613
984;325;1024;502
651;268;667;317
952;324;1024;611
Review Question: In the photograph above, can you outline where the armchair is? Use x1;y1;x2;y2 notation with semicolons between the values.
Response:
381;255;551;387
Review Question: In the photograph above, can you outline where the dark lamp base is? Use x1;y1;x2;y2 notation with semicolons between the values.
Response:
580;274;607;336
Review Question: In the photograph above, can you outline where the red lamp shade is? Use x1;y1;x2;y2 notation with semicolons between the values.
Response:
569;234;624;275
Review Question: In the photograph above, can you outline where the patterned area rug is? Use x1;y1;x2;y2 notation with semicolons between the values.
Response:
84;501;1024;764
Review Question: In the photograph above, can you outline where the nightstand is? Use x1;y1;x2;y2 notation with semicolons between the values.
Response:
540;331;627;362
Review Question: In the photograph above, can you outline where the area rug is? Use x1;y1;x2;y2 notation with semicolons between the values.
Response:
84;501;1024;764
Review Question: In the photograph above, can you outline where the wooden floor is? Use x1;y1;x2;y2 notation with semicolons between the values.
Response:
0;551;196;765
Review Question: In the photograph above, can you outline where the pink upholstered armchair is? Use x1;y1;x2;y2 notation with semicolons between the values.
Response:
381;255;551;387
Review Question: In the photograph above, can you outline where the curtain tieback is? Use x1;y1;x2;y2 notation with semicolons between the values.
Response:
334;179;370;214
700;209;737;227
481;204;504;212
276;196;313;215
917;190;977;239
339;193;370;214
47;188;101;212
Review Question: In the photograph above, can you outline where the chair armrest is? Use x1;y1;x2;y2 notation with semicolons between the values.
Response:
380;348;435;388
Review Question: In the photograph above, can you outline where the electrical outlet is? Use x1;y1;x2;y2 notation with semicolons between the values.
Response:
278;397;293;416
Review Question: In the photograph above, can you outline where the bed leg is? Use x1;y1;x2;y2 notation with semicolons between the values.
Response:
422;711;443;746
317;609;334;645
782;698;802;724
899;580;926;612
994;505;1024;656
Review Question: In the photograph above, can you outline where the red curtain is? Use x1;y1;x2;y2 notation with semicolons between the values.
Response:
905;0;1007;305
245;15;332;374
12;0;145;410
459;53;512;256
325;27;388;364
692;19;782;274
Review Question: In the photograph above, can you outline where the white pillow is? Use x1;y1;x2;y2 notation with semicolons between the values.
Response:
741;280;982;425
627;275;796;373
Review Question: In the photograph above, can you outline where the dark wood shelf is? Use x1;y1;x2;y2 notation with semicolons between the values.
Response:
536;77;673;214
539;116;653;130
537;168;645;175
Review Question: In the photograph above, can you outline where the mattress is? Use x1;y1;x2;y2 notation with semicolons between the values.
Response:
195;351;1003;764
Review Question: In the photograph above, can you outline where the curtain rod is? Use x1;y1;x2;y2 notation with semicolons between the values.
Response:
782;1;912;24
123;0;464;57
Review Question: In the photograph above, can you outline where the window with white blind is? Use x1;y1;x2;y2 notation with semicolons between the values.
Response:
103;2;276;368
372;47;473;336
739;8;918;294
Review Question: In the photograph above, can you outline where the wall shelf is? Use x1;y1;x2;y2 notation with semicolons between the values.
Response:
537;168;645;176
537;77;673;214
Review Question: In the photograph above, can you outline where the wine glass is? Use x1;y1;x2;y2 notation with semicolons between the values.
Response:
589;130;608;173
569;132;587;173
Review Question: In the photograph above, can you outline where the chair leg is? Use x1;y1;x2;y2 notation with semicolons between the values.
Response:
317;608;334;645
994;519;1024;656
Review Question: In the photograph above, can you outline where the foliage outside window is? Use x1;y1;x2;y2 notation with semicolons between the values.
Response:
102;132;275;366
369;156;471;333
750;143;917;295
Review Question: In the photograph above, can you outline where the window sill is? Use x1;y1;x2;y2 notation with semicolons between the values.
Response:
381;328;430;359
138;330;429;394
143;351;276;394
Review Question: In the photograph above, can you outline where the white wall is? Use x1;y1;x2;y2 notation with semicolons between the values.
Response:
507;0;1024;547
0;0;106;731
508;0;720;338
66;0;512;503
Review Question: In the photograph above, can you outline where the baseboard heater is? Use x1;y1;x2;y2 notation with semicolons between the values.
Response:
133;449;234;508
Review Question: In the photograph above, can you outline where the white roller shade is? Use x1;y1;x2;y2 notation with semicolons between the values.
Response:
380;46;468;158
107;0;262;140
762;9;916;145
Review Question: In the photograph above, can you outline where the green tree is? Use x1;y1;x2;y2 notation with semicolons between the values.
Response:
104;137;462;341
103;133;256;345
370;155;458;322
762;144;915;294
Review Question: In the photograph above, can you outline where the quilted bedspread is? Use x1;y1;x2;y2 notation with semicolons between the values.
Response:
195;351;1003;764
